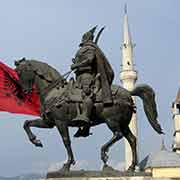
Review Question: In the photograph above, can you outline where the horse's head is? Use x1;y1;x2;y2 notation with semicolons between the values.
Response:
15;58;64;95
15;58;35;94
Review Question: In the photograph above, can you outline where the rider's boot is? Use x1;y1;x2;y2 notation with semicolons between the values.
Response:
74;125;92;138
72;97;93;127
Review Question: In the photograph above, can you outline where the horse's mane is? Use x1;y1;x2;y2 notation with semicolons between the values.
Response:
28;60;63;82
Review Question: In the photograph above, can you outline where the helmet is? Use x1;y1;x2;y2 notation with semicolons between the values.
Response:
80;26;97;45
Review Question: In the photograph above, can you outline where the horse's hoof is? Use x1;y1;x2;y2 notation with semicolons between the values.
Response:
72;160;76;165
101;151;109;164
102;164;116;173
127;165;135;172
59;164;70;174
32;139;43;147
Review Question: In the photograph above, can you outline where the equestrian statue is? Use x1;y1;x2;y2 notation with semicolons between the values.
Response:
9;26;163;172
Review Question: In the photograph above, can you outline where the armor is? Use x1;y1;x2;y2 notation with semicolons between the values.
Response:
71;26;114;131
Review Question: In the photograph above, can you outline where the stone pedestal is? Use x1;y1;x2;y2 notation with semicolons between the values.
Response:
46;170;152;180
41;170;180;180
47;178;150;180
45;176;178;180
44;166;180;180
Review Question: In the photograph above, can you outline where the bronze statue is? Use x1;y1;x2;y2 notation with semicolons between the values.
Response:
14;28;163;173
71;26;114;137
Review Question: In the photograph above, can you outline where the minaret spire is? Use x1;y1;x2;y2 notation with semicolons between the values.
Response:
120;4;138;170
123;4;132;45
124;3;127;14
121;4;134;72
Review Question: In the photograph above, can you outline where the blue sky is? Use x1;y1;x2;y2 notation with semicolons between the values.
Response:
0;0;179;176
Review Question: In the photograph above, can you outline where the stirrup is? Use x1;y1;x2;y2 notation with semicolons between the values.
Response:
72;115;90;127
74;126;92;138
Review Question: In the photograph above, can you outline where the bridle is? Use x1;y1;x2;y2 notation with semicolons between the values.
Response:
33;69;72;96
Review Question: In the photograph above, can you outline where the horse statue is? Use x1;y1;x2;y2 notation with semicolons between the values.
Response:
14;58;163;172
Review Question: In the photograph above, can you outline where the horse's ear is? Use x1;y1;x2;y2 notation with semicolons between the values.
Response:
14;60;19;67
21;57;26;61
14;58;26;67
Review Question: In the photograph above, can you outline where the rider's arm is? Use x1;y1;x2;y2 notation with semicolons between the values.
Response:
71;49;95;70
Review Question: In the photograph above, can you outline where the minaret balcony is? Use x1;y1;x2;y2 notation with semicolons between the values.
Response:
120;70;137;81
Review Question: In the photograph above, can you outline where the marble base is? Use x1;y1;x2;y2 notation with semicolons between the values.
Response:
45;177;177;180
46;170;152;180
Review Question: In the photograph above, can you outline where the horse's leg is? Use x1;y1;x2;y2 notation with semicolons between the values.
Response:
121;127;137;171
101;131;123;166
23;118;54;147
101;117;123;167
55;120;75;172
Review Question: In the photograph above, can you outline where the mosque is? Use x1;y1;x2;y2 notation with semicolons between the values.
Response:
121;5;180;179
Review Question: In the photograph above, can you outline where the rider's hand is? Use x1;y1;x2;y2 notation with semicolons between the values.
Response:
72;58;75;63
71;64;77;70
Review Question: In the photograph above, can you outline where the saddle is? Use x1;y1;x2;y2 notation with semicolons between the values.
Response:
44;78;119;113
57;78;119;105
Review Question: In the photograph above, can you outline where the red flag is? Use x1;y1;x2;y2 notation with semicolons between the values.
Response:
0;61;40;116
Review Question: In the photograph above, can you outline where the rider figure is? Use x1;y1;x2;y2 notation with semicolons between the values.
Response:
71;26;114;135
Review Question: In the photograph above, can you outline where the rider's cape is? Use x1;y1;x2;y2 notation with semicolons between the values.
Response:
86;42;114;104
0;61;40;116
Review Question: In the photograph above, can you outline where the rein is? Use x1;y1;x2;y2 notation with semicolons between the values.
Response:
62;70;73;80
34;70;72;96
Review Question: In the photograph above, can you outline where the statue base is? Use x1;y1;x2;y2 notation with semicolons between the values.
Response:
46;170;152;180
46;165;178;180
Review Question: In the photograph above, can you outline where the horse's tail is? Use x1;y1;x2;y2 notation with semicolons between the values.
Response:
131;84;164;135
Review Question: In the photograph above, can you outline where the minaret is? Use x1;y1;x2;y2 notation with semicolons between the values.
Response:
120;4;138;170
172;89;180;154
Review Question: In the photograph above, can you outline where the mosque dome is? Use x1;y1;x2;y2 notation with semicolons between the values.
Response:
139;142;180;170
